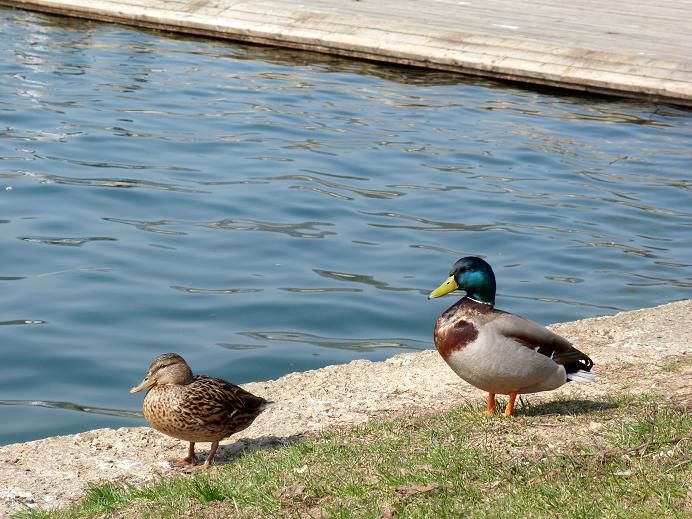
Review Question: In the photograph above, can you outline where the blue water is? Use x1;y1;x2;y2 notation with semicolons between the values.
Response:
0;10;690;445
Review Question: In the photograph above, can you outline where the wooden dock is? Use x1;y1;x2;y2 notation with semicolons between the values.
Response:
1;0;691;105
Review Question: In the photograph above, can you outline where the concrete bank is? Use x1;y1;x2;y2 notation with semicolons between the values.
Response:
1;0;691;105
0;299;690;515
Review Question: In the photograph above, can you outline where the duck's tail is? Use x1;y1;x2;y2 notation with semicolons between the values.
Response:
259;400;275;411
567;370;595;384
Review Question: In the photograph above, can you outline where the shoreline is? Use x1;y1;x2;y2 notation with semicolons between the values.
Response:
1;0;691;105
1;299;690;515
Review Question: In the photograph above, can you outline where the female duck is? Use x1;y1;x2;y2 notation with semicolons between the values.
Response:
429;257;594;416
131;352;271;468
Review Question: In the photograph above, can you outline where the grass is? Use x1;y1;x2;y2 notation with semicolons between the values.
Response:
660;361;682;373
13;396;690;518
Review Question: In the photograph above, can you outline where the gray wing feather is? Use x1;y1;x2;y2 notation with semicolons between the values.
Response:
491;313;593;370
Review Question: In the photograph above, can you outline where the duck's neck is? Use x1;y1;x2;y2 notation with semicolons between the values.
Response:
466;295;494;306
465;286;495;306
462;296;495;314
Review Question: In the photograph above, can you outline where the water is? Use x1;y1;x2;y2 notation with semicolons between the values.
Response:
0;10;690;446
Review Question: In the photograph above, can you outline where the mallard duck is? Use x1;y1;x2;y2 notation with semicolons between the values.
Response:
130;352;271;468
428;257;594;416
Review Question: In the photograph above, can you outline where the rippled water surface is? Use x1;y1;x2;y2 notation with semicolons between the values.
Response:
1;10;690;444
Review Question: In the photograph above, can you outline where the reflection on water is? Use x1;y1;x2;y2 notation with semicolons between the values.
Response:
502;293;620;312
171;286;262;295
0;9;691;444
267;172;406;199
203;218;337;238
104;217;337;238
364;211;519;233
0;400;142;418
280;287;361;293
19;236;117;246
45;174;206;192
0;320;46;326
313;269;423;293
222;331;428;352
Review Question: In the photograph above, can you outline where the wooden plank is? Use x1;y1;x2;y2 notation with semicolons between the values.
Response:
1;0;691;105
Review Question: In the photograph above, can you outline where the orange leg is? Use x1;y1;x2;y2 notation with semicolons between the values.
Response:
503;391;518;417
204;441;220;467
187;441;220;472
169;441;197;467
187;442;197;465
483;393;496;416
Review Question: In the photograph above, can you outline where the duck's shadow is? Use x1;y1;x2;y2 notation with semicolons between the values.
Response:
174;400;617;467
516;399;618;417
202;434;305;466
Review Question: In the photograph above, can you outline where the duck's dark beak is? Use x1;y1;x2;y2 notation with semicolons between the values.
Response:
130;376;155;393
428;275;459;299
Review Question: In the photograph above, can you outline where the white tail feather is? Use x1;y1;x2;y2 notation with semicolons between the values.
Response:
567;370;595;384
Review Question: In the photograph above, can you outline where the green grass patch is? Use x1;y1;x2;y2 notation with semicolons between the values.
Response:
660;361;682;373
14;396;691;518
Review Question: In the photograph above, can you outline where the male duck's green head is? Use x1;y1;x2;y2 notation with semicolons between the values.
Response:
428;256;496;305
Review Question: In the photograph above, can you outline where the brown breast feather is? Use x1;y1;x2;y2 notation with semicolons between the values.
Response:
434;318;478;360
433;298;496;360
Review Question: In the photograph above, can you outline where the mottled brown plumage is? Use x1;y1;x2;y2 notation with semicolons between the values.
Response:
130;353;270;468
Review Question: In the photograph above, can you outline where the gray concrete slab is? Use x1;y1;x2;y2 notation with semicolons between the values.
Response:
1;0;691;104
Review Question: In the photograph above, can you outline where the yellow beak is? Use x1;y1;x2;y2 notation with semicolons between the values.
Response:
428;275;459;299
130;377;155;394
